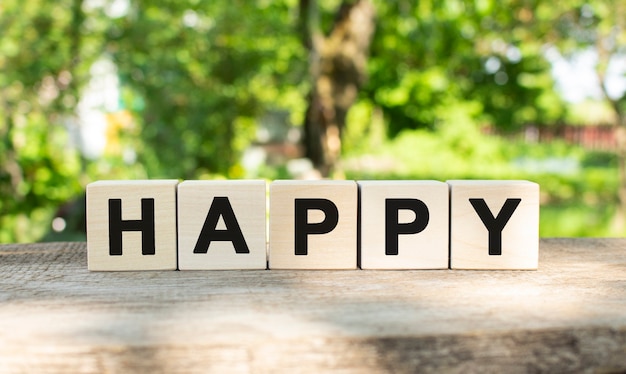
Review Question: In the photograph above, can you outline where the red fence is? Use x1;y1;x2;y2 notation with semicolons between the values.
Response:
488;125;618;151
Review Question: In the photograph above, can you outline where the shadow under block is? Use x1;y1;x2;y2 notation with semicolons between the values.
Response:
358;180;449;269
269;180;358;269
87;180;178;271
448;180;539;270
177;180;267;270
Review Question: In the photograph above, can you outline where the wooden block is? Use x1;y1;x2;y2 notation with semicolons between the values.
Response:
358;180;449;269
448;180;539;270
269;180;357;269
87;180;178;271
177;180;267;270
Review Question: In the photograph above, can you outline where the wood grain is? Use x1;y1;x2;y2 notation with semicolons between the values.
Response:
448;180;540;270
358;180;449;269
86;180;179;271
269;180;358;269
177;180;267;270
0;239;624;373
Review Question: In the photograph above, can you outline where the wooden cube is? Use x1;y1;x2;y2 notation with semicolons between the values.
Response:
269;180;357;269
448;180;539;270
177;180;267;270
358;180;449;269
87;180;178;271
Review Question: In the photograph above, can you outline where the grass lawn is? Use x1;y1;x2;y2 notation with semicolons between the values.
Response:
341;129;621;238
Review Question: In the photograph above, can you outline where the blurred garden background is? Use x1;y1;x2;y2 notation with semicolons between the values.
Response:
1;0;626;242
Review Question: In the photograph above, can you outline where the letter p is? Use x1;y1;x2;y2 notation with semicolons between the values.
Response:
385;198;429;255
294;198;339;255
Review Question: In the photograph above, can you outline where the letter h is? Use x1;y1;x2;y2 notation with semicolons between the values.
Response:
108;198;156;256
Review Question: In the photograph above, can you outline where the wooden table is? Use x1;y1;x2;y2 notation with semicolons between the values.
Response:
0;239;624;373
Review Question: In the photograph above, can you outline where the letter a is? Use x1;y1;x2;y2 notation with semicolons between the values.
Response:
193;196;250;254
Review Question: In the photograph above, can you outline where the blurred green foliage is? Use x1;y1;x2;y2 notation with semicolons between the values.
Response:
365;1;567;136
0;0;624;241
108;0;308;179
0;0;95;242
343;130;620;237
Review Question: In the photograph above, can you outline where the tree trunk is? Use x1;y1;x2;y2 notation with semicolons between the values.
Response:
300;0;375;177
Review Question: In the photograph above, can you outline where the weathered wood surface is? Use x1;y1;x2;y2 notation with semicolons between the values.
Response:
0;239;624;373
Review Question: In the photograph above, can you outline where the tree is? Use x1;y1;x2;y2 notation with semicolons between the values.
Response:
298;1;567;176
299;0;376;176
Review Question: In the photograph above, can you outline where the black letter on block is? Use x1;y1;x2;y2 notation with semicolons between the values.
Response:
469;198;522;255
193;197;250;254
385;199;429;255
108;198;155;256
294;199;339;256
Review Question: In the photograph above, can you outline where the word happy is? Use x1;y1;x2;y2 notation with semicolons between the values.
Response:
86;179;539;271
